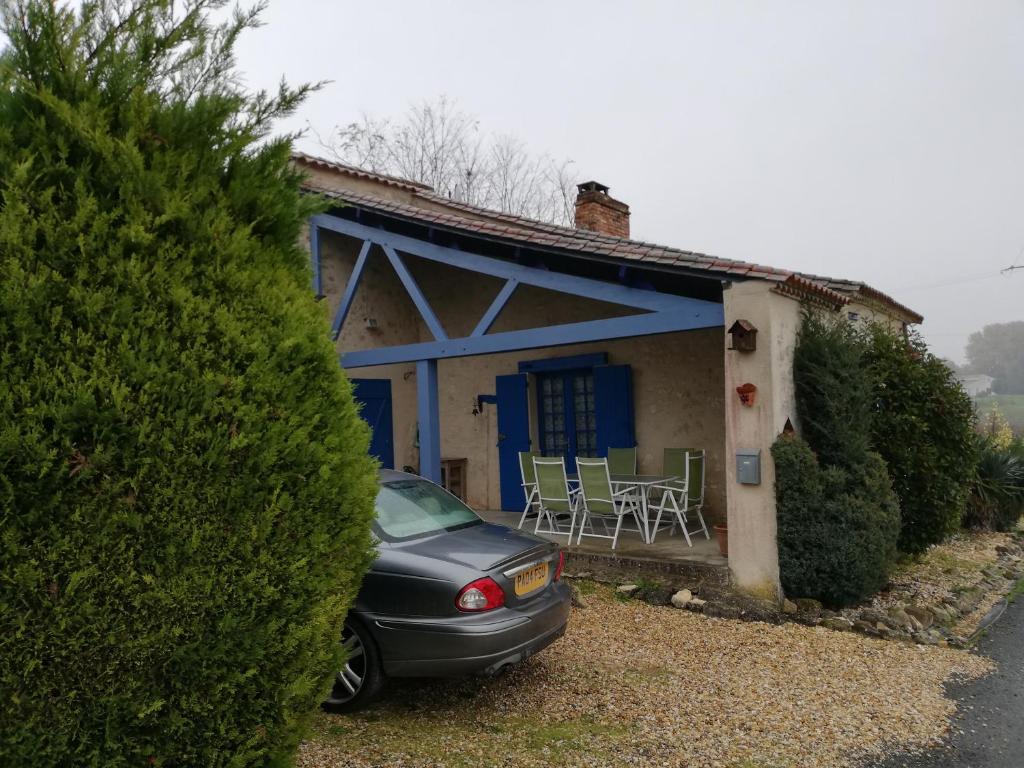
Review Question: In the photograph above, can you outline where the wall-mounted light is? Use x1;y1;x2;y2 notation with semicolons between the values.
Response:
474;394;497;415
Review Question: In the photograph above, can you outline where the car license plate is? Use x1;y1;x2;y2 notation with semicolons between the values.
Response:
514;562;548;596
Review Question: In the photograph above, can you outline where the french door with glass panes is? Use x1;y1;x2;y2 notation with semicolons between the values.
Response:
536;370;597;466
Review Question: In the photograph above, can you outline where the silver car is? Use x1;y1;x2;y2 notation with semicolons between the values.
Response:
324;470;571;712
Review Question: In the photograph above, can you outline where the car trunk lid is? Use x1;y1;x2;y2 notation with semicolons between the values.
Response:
394;522;553;572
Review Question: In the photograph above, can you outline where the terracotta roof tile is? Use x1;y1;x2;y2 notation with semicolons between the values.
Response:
294;154;913;313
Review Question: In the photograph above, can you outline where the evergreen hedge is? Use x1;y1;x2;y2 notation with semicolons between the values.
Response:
773;435;900;607
864;325;977;553
0;2;377;765
793;311;872;468
778;311;901;607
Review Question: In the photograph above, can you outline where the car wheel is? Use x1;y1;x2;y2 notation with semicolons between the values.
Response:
322;617;384;713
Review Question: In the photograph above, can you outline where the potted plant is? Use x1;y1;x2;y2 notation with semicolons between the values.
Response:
712;521;728;557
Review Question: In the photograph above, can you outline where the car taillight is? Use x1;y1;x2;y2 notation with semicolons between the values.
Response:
553;550;565;581
455;577;505;612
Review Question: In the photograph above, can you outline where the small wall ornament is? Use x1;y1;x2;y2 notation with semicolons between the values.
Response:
736;382;757;407
728;319;758;352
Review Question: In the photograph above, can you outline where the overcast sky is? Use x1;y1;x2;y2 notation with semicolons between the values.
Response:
236;0;1024;362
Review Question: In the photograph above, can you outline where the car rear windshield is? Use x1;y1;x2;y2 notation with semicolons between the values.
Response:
374;479;481;541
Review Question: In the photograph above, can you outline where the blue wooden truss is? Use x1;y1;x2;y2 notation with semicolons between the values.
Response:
309;212;725;482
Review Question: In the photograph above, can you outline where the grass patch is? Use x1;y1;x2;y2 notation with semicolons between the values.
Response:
512;716;627;753
312;709;627;765
572;579;600;596
621;663;675;683
612;577;668;602
1006;577;1024;605
612;583;635;602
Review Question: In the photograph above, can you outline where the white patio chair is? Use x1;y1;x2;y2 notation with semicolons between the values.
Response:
649;448;710;545
516;450;541;529
574;457;643;550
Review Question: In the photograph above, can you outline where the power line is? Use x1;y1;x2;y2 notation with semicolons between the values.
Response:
893;271;1008;292
1002;243;1024;274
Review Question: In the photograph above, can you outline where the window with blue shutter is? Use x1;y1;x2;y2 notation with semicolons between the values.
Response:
536;369;598;462
593;364;635;456
495;373;531;511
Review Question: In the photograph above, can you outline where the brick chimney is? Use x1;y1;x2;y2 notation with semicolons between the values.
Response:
574;181;630;238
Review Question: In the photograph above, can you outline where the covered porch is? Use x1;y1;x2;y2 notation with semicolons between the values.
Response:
304;175;799;597
479;507;727;581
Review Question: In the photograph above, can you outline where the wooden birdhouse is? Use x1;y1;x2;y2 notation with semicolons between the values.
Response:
728;319;758;352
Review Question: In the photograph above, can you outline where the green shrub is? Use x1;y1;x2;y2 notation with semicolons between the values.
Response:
864;325;977;553
773;436;900;607
0;3;377;766
965;437;1024;532
786;311;901;606
772;434;827;596
793;310;872;468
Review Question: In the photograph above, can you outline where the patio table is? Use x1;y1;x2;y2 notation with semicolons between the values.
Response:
568;473;678;544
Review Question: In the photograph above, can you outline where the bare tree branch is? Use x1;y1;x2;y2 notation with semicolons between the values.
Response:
318;97;578;226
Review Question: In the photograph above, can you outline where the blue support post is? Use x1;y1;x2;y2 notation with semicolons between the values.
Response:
417;359;441;483
382;244;448;341
331;239;372;340
309;223;324;299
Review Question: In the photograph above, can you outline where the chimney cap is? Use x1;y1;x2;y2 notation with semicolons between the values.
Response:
577;180;610;195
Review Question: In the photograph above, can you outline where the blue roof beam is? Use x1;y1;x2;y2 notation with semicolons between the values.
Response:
330;239;372;340
310;213;708;314
341;304;724;368
471;278;518;337
381;243;448;341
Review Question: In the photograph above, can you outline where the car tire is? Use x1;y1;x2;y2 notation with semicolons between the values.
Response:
322;617;384;713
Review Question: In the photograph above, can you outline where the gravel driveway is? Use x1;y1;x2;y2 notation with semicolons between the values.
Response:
868;591;1024;768
299;584;990;768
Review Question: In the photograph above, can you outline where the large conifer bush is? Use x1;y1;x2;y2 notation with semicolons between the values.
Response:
774;435;900;606
0;2;377;765
863;325;977;553
778;311;901;607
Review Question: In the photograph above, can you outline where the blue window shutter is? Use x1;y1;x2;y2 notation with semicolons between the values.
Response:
594;364;635;457
350;378;395;469
496;373;531;511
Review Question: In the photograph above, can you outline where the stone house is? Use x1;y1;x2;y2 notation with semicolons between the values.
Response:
294;152;922;598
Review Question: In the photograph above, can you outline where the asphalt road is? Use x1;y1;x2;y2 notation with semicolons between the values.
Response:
870;595;1024;768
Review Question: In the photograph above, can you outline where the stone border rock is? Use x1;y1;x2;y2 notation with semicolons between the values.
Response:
565;533;1024;649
